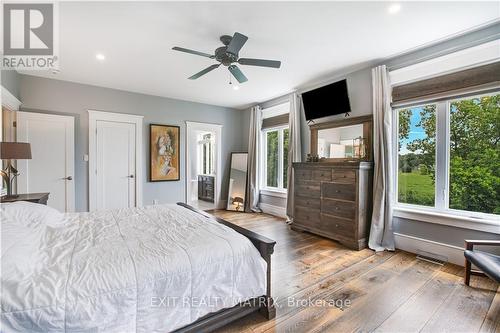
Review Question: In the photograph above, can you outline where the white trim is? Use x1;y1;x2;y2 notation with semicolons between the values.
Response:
259;202;287;219
394;232;465;266
394;207;500;234
1;85;21;110
88;110;144;211
185;121;222;210
260;188;287;199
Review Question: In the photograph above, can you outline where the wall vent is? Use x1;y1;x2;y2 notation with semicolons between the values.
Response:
415;250;448;266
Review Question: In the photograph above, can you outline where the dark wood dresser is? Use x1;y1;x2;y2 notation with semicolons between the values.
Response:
0;192;50;205
198;175;215;202
291;162;373;250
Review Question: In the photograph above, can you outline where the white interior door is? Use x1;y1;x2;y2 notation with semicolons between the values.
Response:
17;112;75;212
95;120;136;210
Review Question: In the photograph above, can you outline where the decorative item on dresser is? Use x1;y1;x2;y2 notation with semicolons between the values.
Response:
198;175;215;202
0;192;50;205
292;161;373;250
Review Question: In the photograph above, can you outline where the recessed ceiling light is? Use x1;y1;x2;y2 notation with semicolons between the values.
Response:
388;3;401;14
232;85;240;91
96;53;106;61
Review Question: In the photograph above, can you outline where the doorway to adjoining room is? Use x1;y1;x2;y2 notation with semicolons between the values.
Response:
186;121;222;211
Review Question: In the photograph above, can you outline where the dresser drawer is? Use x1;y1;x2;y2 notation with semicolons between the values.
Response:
321;199;356;219
321;213;356;238
332;170;356;183
295;168;312;181
294;207;321;227
295;197;320;210
296;183;321;198
322;182;356;202
312;169;332;181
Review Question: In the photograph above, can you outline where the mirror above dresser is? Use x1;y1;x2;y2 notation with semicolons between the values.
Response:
309;115;373;161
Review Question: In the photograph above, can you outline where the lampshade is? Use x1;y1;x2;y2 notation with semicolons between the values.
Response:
0;142;32;159
233;196;244;204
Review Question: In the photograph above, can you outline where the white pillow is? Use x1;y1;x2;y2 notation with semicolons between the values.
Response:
0;201;63;228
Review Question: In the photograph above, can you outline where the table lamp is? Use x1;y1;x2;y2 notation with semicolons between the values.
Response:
232;196;244;211
0;142;32;198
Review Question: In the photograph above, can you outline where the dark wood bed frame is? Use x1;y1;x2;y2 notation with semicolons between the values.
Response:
173;203;276;333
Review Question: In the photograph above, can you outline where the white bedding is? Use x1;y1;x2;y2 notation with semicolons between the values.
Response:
0;202;267;332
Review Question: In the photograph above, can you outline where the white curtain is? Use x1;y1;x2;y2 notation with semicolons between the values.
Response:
246;105;262;212
286;93;302;222
369;65;395;252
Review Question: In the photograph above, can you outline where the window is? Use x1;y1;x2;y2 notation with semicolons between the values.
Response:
263;126;289;190
395;91;499;218
198;133;214;175
397;104;436;207
448;94;499;215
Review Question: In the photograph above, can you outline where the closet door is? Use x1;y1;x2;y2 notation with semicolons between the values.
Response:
17;111;75;212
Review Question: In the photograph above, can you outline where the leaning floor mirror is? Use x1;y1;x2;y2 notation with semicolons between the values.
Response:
226;152;248;212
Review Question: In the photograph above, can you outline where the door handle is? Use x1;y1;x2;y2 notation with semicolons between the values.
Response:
63;176;72;180
128;175;134;178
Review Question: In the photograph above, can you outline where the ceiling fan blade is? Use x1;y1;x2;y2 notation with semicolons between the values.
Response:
238;58;281;68
188;64;221;80
226;32;248;55
228;65;248;83
172;46;214;59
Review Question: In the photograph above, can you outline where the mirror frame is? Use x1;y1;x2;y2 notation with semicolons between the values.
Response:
226;152;249;212
310;115;373;161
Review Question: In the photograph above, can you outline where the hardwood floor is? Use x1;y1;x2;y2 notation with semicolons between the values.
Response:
209;210;500;333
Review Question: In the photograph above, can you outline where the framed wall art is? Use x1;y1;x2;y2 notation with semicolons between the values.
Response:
150;124;180;181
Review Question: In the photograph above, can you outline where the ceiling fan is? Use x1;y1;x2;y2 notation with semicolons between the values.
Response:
172;32;281;84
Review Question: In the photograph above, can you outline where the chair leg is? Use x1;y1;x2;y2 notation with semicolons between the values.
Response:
464;259;471;286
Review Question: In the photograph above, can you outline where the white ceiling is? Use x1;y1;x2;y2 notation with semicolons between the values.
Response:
20;1;499;109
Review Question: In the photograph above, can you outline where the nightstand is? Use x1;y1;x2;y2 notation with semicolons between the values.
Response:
0;192;50;205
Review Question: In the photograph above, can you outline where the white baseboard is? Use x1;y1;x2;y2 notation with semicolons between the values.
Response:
259;202;287;218
394;232;465;266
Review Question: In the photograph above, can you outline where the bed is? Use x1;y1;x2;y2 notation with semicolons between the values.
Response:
0;201;276;333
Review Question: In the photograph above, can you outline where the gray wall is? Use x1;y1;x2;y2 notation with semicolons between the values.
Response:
1;70;21;100
18;75;247;212
256;22;500;249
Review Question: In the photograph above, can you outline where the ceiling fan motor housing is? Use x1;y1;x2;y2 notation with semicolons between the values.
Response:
215;46;238;66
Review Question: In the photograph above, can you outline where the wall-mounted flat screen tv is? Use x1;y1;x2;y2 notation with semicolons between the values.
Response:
302;79;351;121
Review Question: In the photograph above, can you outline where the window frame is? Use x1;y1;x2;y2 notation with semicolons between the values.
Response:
392;90;500;232
261;124;289;193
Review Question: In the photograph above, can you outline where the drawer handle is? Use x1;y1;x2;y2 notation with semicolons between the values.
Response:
335;224;339;227
336;190;340;193
335;207;340;210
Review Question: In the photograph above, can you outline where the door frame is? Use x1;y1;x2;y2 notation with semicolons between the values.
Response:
88;110;143;211
185;121;223;209
16;111;75;212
